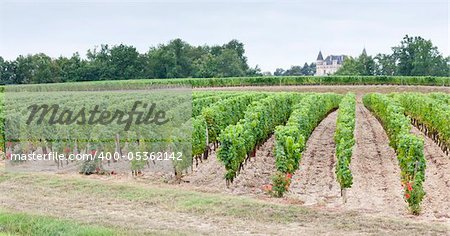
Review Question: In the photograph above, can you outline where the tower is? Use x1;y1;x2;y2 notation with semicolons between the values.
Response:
361;48;367;56
315;51;324;76
316;51;324;65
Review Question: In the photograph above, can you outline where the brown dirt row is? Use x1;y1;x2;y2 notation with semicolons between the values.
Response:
410;127;450;220
287;111;341;206
181;149;227;191
285;106;406;217
226;135;277;195
344;103;405;215
280;103;449;224
182;135;277;196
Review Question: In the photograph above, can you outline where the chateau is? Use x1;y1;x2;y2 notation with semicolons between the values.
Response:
315;51;346;76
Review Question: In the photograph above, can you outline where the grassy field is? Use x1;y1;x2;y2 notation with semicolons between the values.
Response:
0;170;448;235
0;210;123;236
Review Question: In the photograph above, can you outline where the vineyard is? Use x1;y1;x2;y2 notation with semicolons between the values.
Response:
1;85;450;234
1;75;448;91
185;90;449;215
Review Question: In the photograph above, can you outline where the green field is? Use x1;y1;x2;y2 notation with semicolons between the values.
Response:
1;76;449;91
1;81;450;235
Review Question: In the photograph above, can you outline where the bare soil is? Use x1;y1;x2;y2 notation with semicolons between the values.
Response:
182;135;277;196
287;111;341;206
282;102;450;224
181;149;227;191
227;135;277;195
411;127;450;220
344;103;405;215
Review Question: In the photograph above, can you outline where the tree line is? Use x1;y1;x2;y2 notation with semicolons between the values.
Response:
0;39;261;84
271;63;316;76
335;35;450;76
1;35;448;85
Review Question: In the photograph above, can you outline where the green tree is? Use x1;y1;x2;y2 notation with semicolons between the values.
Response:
358;49;376;75
0;56;5;83
375;53;396;75
54;53;88;82
190;40;253;78
246;65;262;76
14;55;34;84
0;39;278;83
35;53;61;83
284;65;302;76
146;39;205;78
0;59;17;84
109;44;144;79
335;57;361;75
309;63;316;75
300;63;310;75
274;63;316;76
86;44;113;80
393;35;449;76
213;48;247;77
223;39;248;70
193;53;217;78
274;68;285;76
336;50;375;76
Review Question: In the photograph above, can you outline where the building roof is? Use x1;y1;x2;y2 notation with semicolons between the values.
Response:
316;51;324;61
323;55;345;65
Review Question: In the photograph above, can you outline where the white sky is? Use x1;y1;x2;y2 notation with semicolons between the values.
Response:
0;0;448;72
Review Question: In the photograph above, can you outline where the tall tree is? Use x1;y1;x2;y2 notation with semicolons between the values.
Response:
109;44;143;79
0;56;5;83
300;63;310;75
358;49;376;75
374;53;396;75
30;53;61;83
336;50;375;76
273;68;285;76
86;44;113;80
14;55;34;84
284;65;302;76
54;53;87;82
335;57;361;75
393;35;449;76
309;63;316;75
213;48;247;77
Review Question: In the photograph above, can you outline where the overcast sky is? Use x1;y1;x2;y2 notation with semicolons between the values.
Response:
0;0;448;72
